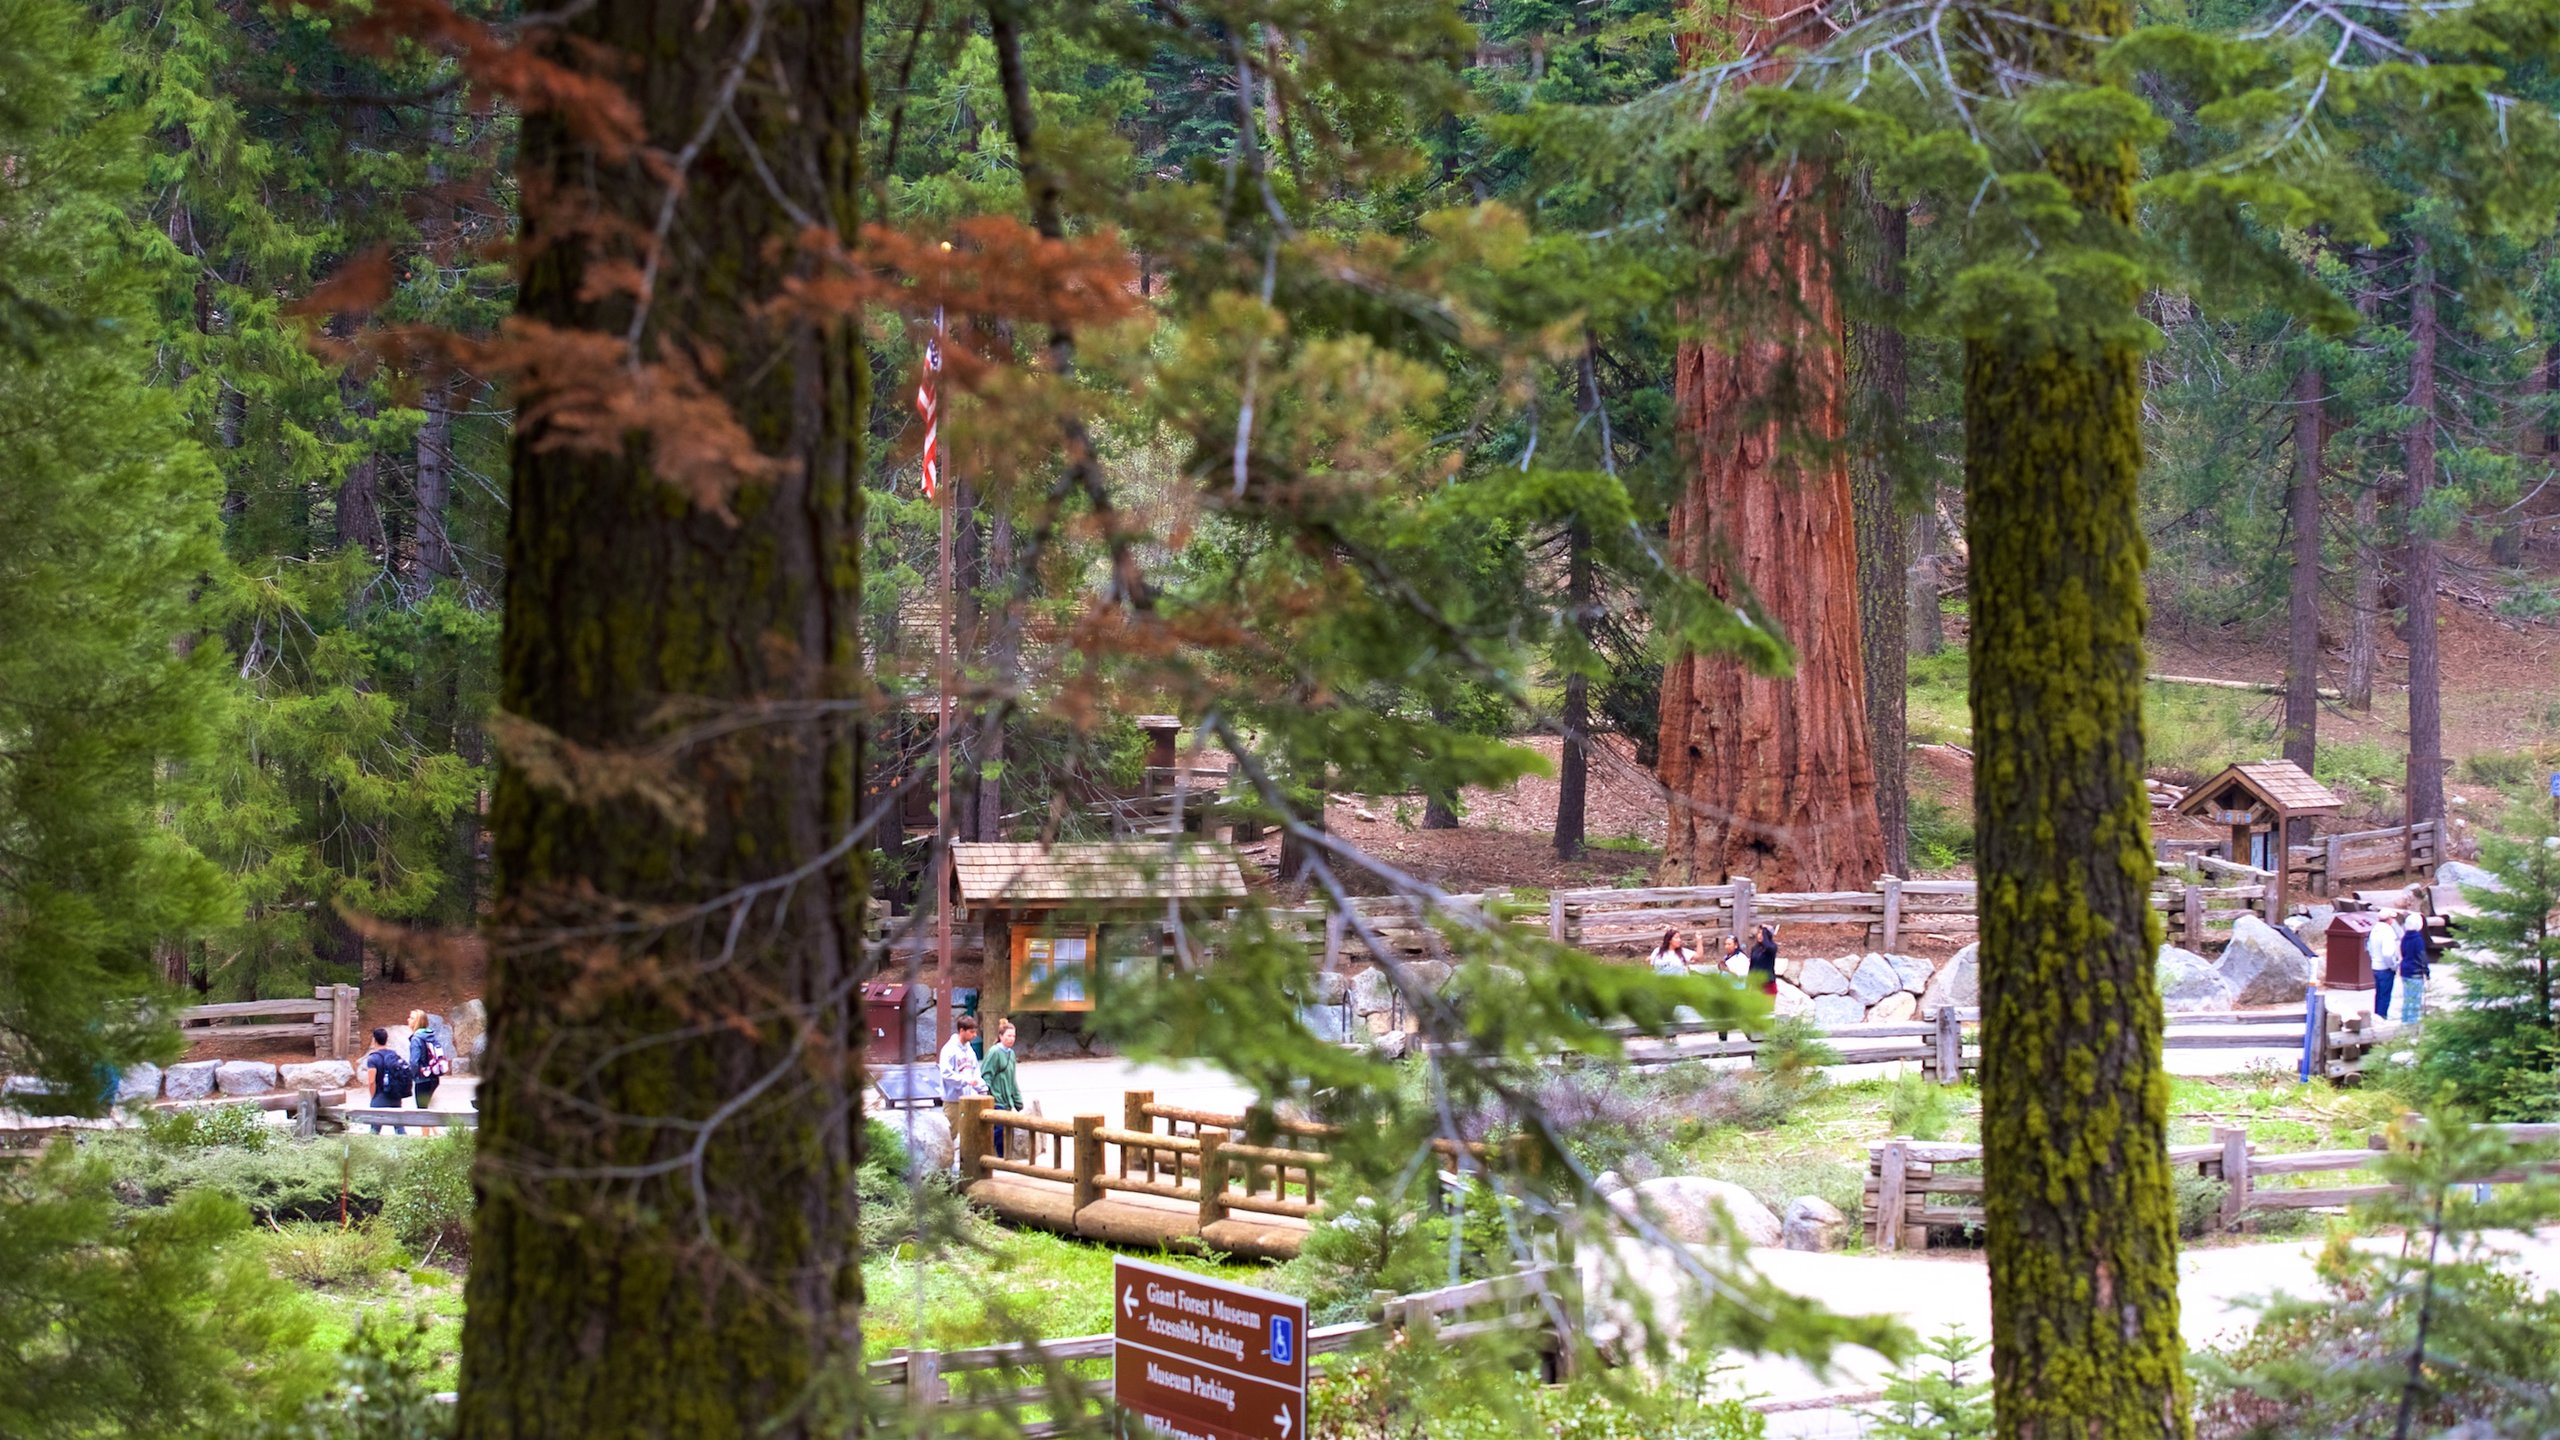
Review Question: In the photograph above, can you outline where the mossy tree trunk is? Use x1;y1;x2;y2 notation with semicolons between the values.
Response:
454;4;870;1437
1965;2;2191;1431
1852;185;1912;877
1556;518;1593;862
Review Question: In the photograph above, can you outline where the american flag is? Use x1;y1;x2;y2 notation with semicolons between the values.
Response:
915;313;943;499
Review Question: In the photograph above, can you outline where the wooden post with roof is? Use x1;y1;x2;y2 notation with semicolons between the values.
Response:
2171;760;2343;919
955;842;1250;1052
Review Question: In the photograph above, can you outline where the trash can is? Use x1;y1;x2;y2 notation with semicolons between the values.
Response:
2321;913;2377;995
859;982;938;1066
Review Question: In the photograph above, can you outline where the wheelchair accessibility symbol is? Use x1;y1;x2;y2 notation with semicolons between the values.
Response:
1268;1314;1295;1366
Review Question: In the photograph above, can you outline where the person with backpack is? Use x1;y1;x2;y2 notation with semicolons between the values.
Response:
361;1026;412;1134
406;1008;451;1113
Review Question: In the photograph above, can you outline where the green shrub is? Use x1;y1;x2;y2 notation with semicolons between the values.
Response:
92;1132;401;1224
1280;1188;1450;1325
2314;740;2400;808
1887;1075;1957;1142
144;1102;273;1152
259;1317;454;1440
2459;749;2540;789
254;1220;407;1289
1865;1327;1992;1440
1906;797;1974;872
381;1129;473;1259
2172;1169;2231;1239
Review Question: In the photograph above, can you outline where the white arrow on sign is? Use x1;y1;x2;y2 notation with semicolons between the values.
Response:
1276;1403;1293;1438
1123;1285;1140;1318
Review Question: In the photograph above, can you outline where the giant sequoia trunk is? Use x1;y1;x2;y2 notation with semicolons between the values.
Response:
455;5;870;1436
2282;361;2323;793
1851;187;1912;877
1966;12;2190;1436
1657;8;1886;892
2402;238;2446;826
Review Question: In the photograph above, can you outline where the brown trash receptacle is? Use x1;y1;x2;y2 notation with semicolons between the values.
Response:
2321;913;2378;993
858;982;915;1066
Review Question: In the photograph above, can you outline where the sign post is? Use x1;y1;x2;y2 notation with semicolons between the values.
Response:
1112;1257;1308;1440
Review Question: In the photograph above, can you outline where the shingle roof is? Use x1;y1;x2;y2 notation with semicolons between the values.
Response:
951;842;1249;905
2173;760;2343;818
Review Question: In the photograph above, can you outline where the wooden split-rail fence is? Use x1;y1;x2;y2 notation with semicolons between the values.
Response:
1865;1120;2560;1251
876;1265;1579;1436
178;985;361;1059
2291;819;2444;898
1546;876;2277;956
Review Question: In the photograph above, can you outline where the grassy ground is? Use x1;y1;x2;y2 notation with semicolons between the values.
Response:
238;1221;469;1388
861;1228;1267;1358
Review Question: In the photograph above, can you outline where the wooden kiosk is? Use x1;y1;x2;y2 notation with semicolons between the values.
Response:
2172;760;2343;918
955;842;1249;1051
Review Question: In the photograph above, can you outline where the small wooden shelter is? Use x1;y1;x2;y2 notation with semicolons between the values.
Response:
2173;760;2343;917
955;842;1249;1048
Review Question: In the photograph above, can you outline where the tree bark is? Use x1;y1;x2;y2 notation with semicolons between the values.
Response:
1422;704;1460;830
455;3;869;1435
1965;6;2191;1434
1657;1;1886;893
1556;519;1592;862
1909;488;1944;657
336;384;385;557
2282;360;2323;793
1851;186;1912;877
411;381;456;590
2402;236;2445;826
976;505;1014;843
2345;254;2382;713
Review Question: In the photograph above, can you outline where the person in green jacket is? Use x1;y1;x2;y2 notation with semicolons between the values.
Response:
981;1019;1024;1160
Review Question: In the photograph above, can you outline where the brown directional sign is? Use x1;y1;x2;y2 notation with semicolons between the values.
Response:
1112;1257;1308;1440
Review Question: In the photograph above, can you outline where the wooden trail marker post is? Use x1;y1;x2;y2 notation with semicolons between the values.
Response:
1113;1257;1307;1440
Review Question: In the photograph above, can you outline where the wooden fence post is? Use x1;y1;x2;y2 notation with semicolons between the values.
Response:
2216;1126;2249;1231
1071;1114;1103;1213
1731;876;1756;945
1875;1142;1908;1253
2324;834;2344;898
953;1096;991;1182
1933;1006;1962;1087
338;985;359;1059
2182;884;2203;950
1198;1126;1230;1229
1124;1090;1153;1183
1324;910;1347;971
1879;875;1903;954
1548;893;1567;946
294;1089;319;1142
904;1349;945;1409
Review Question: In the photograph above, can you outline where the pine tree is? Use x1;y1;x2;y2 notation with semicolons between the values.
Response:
2415;822;2560;1119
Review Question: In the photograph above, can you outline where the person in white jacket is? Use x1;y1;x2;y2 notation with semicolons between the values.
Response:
938;1014;988;1102
2365;909;2400;1018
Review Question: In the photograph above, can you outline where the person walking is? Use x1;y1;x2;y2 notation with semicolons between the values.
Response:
359;1027;411;1135
981;1019;1023;1160
1746;924;1780;998
2398;911;2432;1024
2366;909;2400;1020
1648;928;1696;976
406;1008;450;1116
938;1013;988;1103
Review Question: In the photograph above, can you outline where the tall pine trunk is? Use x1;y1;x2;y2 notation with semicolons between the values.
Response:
1965;6;2190;1433
2282;361;2323;797
455;4;869;1434
977;506;1015;842
1556;519;1593;862
1909;488;1945;657
2402;237;2445;825
1657;5;1885;891
2345;253;2382;713
1851;186;1911;877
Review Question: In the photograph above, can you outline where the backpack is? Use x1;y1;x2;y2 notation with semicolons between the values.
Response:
418;1035;451;1079
374;1050;414;1101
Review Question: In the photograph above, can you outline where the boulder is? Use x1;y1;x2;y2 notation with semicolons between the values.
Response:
113;1063;163;1104
279;1060;354;1092
1594;1170;1630;1197
1848;953;1902;1006
1888;955;1933;994
215;1060;279;1097
450;998;487;1072
1606;1176;1782;1248
1027;1029;1088;1060
2157;945;2237;1013
1301;1006;1353;1045
1867;992;1918;1025
1798;958;1851;997
1404;960;1453;992
1781;1196;1849;1252
1772;979;1814;1019
164;1059;221;1101
2439;860;2504;896
1812;994;1865;1028
1350;967;1397;1017
1308;971;1350;1006
2219;915;2316;1007
1775;956;1803;984
1920;944;1978;1016
1368;1031;1412;1061
895;1107;954;1176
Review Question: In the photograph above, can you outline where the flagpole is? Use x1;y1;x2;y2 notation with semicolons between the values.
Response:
931;305;956;1049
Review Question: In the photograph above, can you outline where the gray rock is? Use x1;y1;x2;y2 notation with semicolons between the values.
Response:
113;1063;163;1104
1889;955;1933;993
215;1060;278;1097
2158;945;2238;1013
1350;967;1397;1016
896;1107;954;1176
2439;860;2504;895
1812;994;1865;1028
1848;953;1902;1006
1027;1029;1088;1060
1920;944;1978;1016
1300;1006;1353;1045
1595;1170;1629;1197
1868;992;1918;1025
450;998;487;1073
164;1059;221;1101
279;1060;354;1091
1781;1195;1849;1252
1308;971;1350;1006
2219;915;2316;1007
1798;958;1851;996
1404;960;1453;992
1368;1031;1412;1061
1772;979;1813;1018
1606;1175;1783;1248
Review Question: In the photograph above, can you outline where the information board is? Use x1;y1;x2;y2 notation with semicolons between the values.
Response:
1112;1257;1308;1440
